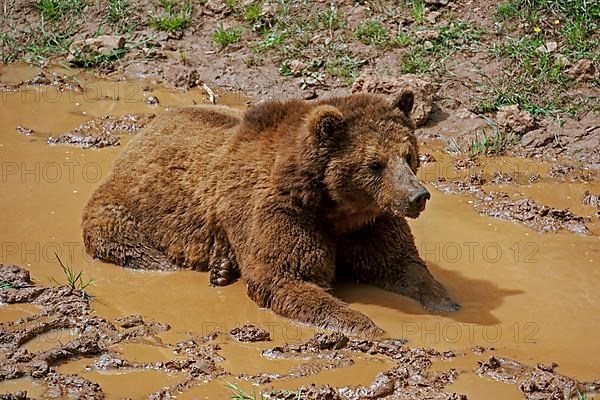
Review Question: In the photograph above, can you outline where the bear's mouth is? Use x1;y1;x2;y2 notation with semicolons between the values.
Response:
392;201;426;219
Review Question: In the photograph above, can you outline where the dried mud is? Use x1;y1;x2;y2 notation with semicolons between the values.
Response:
7;264;598;399
431;173;594;235
0;264;224;398
476;356;600;400
46;113;156;148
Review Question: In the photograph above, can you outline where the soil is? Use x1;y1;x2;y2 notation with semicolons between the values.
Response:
230;324;272;343
477;356;600;400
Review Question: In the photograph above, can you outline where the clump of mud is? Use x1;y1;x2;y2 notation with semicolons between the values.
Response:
432;178;592;235
47;113;155;148
262;333;463;399
0;70;83;93
582;191;600;216
477;356;600;400
229;324;271;342
477;192;591;235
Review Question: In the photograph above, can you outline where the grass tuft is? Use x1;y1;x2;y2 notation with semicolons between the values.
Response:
213;25;243;48
50;254;94;298
0;279;14;291
149;0;192;33
34;0;87;21
412;0;425;24
354;20;389;47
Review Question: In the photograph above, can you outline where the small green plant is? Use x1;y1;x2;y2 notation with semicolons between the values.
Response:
243;1;263;25
400;46;431;74
213;25;242;48
468;128;517;156
225;383;302;400
412;0;425;24
0;279;14;291
354;20;389;47
495;2;517;20
107;0;129;23
256;30;286;51
34;0;87;21
326;55;365;84
50;254;94;298
225;382;264;400
320;5;344;31
149;0;192;33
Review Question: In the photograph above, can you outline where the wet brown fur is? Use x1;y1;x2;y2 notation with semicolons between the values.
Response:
82;94;458;337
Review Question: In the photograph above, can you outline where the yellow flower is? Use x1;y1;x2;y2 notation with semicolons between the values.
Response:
554;19;560;25
533;26;541;33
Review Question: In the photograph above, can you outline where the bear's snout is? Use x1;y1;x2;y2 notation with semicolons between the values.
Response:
409;187;430;207
407;186;430;216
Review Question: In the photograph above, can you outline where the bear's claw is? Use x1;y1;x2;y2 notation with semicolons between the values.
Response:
209;258;240;286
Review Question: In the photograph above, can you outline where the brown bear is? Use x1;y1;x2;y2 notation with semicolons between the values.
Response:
82;92;459;336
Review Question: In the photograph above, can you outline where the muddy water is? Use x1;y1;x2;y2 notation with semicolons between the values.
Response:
1;64;599;398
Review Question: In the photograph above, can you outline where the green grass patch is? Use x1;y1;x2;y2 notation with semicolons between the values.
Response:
34;0;87;21
412;0;425;24
468;127;519;156
400;45;432;74
213;25;243;48
149;0;192;33
107;0;129;23
243;1;263;25
494;0;599;60
354;20;390;47
255;29;286;52
326;55;365;85
320;5;345;31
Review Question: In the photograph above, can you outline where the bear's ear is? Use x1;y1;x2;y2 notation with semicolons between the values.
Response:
307;105;344;142
393;90;414;117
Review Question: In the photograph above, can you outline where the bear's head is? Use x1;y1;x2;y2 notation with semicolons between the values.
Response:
304;92;430;226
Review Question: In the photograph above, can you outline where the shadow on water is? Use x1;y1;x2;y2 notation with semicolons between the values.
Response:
336;261;523;326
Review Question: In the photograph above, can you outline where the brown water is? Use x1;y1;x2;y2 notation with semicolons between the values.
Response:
1;64;599;398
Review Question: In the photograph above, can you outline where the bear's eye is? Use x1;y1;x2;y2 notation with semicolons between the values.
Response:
368;160;385;172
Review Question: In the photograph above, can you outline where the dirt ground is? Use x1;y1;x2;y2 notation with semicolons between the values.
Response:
1;0;599;398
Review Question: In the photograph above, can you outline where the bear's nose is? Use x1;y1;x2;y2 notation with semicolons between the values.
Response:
409;187;431;207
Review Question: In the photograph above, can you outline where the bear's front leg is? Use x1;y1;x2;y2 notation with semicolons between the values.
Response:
242;208;384;337
337;214;460;312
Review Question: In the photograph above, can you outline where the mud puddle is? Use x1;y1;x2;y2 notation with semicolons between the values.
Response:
1;64;599;399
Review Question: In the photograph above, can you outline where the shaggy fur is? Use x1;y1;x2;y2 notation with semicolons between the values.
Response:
82;93;459;337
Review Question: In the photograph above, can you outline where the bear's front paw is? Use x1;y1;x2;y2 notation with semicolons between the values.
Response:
421;295;461;313
209;258;240;286
328;308;385;338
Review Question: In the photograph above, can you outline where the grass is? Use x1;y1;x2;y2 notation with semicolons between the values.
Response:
321;4;345;32
225;383;264;400
107;0;129;23
0;279;14;291
256;30;286;52
213;25;243;48
326;55;366;85
412;0;425;24
50;254;94;298
149;0;192;33
225;383;301;400
243;1;263;26
480;0;600;117
354;20;390;47
468;127;519;156
34;0;87;22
